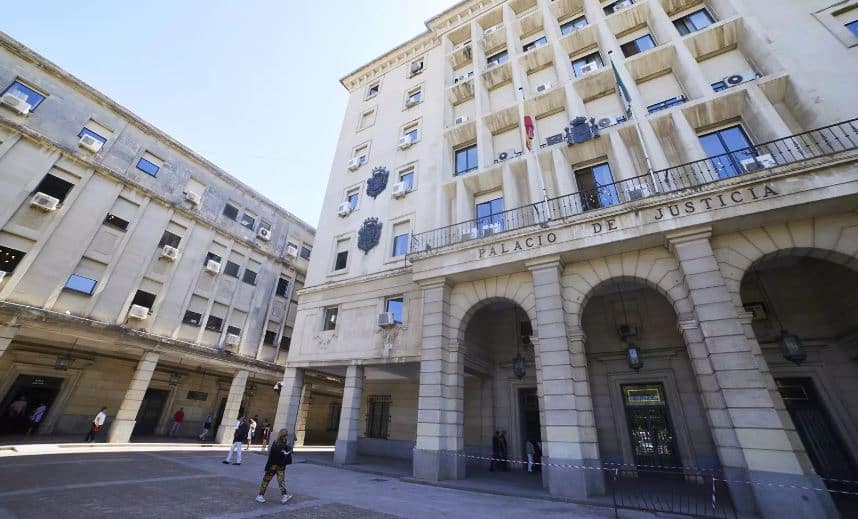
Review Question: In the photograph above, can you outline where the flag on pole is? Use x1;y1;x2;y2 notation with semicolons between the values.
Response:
609;51;632;120
524;115;535;151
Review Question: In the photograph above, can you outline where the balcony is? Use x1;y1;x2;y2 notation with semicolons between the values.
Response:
409;118;858;256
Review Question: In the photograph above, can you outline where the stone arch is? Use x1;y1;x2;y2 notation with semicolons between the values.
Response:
449;272;537;344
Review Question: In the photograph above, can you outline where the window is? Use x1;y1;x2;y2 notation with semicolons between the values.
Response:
406;88;423;106
646;95;686;113
240;212;256;230
353;145;369;165
2;80;46;111
711;80;728;93
130;290;156;310
34;174;74;203
560;15;588;35
399;169;414;191
205;315;224;332
263;330;277;345
322;306;338;331
300;246;312;260
392;224;410;257
224;261;240;278
334;248;349;271
604;0;634;15
0;246;25;273
571;52;604;77
136;157;160;177
620;34;656;57
358;108;376;130
454;144;478;175
276;277;290;298
476;197;505;232
103;213;129;231
674;9;715;35
848;20;858;37
365;395;391;439
366;82;380;98
280;335;292;350
403;124;419;143
158;231;181;249
226;325;241;336
204;252;222;265
223;203;239;221
522;36;547;53
698;125;755;179
242;268;258;285
182;310;202;327
327;403;341;431
64;274;97;295
487;50;509;67
78;127;107;145
347;189;360;210
385;297;404;324
575;162;619;210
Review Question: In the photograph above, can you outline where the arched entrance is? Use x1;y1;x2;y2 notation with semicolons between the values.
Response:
459;298;542;482
741;254;858;515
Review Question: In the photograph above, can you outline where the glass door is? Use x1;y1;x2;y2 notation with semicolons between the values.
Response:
698;125;755;179
622;383;682;470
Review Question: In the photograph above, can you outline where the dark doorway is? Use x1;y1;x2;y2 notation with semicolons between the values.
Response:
214;398;227;432
622;383;681;470
0;375;64;435
518;387;541;471
133;388;169;436
776;377;858;515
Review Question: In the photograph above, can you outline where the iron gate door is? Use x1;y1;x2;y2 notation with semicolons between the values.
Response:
622;383;681;470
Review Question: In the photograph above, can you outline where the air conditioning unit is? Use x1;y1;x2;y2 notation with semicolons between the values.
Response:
257;227;272;241
30;192;60;211
613;0;634;12
285;244;299;258
627;185;651;201
337;201;353;217
545;133;565;146
579;62;600;75
497;149;518;162
160;245;180;261
723;70;758;89
78;134;104;153
0;270;7;283
410;61;424;75
226;333;241;347
391;182;408;198
347;157;363;171
535;82;552;93
184;190;201;205
128;304;150;320
454;115;469;125
205;259;221;274
595;116;625;129
484;25;501;35
1;92;31;115
377;312;396;327
398;134;415;149
481;223;501;236
461;228;479;240
741;153;777;172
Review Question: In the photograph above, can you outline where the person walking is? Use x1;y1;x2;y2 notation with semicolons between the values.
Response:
499;430;509;471
84;407;107;442
245;415;258;450
26;402;48;435
223;417;248;465
255;428;293;504
199;414;213;441
526;439;535;473
169;407;185;438
261;420;271;451
490;430;501;472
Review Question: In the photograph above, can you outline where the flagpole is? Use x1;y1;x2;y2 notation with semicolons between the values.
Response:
520;88;552;226
608;50;660;194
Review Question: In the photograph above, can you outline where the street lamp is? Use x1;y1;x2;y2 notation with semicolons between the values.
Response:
779;330;806;365
626;343;643;371
513;351;527;379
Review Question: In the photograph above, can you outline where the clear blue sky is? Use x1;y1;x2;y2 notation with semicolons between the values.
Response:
2;0;456;226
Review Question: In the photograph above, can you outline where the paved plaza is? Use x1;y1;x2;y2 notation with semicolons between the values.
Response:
0;449;616;519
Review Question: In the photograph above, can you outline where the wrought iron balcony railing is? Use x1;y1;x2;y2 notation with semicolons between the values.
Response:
409;118;858;256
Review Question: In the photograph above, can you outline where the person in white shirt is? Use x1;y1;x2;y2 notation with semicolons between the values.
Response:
27;403;48;435
245;416;258;451
85;406;107;442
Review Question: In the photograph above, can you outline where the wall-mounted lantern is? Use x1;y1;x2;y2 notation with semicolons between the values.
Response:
626;343;643;371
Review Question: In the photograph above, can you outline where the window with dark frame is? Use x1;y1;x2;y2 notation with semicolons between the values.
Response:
242;268;258;285
365;395;391;439
347;190;360;210
158;231;181;249
406;89;423;105
385;297;404;323
403;125;419;142
476;197;505;231
604;0;634;15
34;174;74;203
103;213;129;231
78;127;107;145
486;50;509;66
454;144;478;175
392;231;409;257
2;80;46;111
259;221;272;234
322;306;338;331
224;261;240;278
367;83;380;98
280;335;292;350
205;315;224;332
673;9;715;36
182;310;202;326
575;162;619;210
136;157;160;177
64;274;97;295
276;278;290;298
205;252;222;265
847;20;858;37
240;212;256;230
300;246;312;259
222;203;239;221
522;36;547;52
130;290;156;310
226;325;241;336
399;170;414;190
620;34;656;57
263;330;277;345
571;52;604;77
0;246;26;273
326;402;341;431
560;15;588;35
334;249;348;271
697;125;755;179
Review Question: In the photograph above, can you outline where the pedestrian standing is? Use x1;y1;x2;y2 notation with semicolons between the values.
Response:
223;417;249;465
169;407;185;437
255;428;293;504
499;430;509;471
199;414;213;441
27;403;48;435
84;407;107;442
245;415;258;450
526;439;535;473
261;421;271;451
490;430;501;472
8;395;27;433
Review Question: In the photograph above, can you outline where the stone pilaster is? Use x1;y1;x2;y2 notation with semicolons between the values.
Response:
0;325;15;359
334;365;364;465
215;369;249;444
107;351;159;443
271;367;303;444
527;258;604;498
668;229;837;519
413;278;466;481
293;383;312;446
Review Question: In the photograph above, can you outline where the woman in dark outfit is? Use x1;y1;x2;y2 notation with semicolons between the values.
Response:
255;428;293;504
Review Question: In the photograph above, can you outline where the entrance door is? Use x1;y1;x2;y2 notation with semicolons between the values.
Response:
777;378;858;514
518;388;541;464
622;384;681;470
0;375;64;435
133;388;169;436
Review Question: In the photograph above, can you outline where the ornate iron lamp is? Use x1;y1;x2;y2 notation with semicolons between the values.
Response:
168;372;182;387
626;343;643;371
55;354;71;371
778;330;806;365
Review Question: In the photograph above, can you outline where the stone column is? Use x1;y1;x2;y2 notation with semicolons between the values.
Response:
293;383;312;446
667;228;837;519
526;258;604;498
271;367;304;444
413;278;466;481
107;351;159;443
334;365;364;465
215;369;249;444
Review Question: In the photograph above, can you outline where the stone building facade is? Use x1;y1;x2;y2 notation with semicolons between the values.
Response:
278;0;858;517
0;32;315;444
